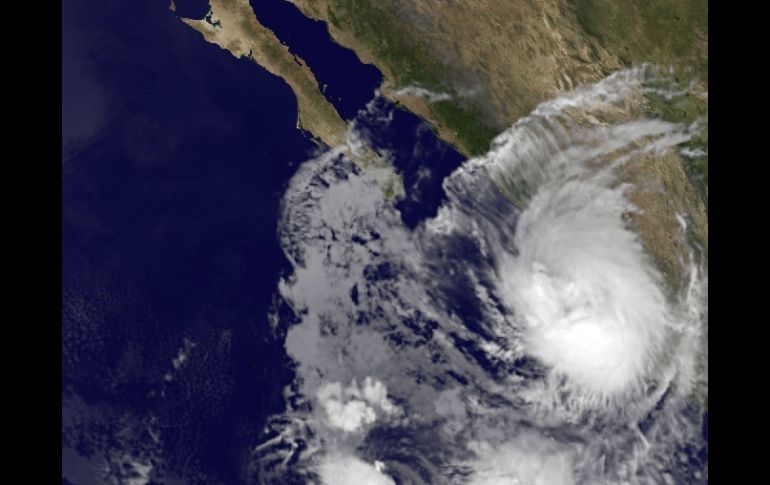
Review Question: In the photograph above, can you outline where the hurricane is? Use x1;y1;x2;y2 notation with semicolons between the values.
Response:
251;66;708;485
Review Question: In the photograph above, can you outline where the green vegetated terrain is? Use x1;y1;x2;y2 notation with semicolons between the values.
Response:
298;0;706;159
572;0;708;207
572;0;708;79
297;0;505;156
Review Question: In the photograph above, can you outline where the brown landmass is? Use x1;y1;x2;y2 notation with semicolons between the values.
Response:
179;0;396;182
180;0;349;148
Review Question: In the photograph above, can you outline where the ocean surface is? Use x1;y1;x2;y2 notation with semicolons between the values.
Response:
250;0;467;228
249;0;383;121
61;0;466;482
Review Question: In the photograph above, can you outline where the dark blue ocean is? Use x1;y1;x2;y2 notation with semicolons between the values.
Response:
249;0;383;121
61;0;466;482
249;0;467;228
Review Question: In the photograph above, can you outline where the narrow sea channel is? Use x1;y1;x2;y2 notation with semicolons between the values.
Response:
251;0;469;229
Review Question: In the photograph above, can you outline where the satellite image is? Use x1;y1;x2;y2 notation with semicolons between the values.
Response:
62;0;707;483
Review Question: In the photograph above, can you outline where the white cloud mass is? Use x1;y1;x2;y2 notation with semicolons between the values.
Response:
316;377;398;432
319;453;396;485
